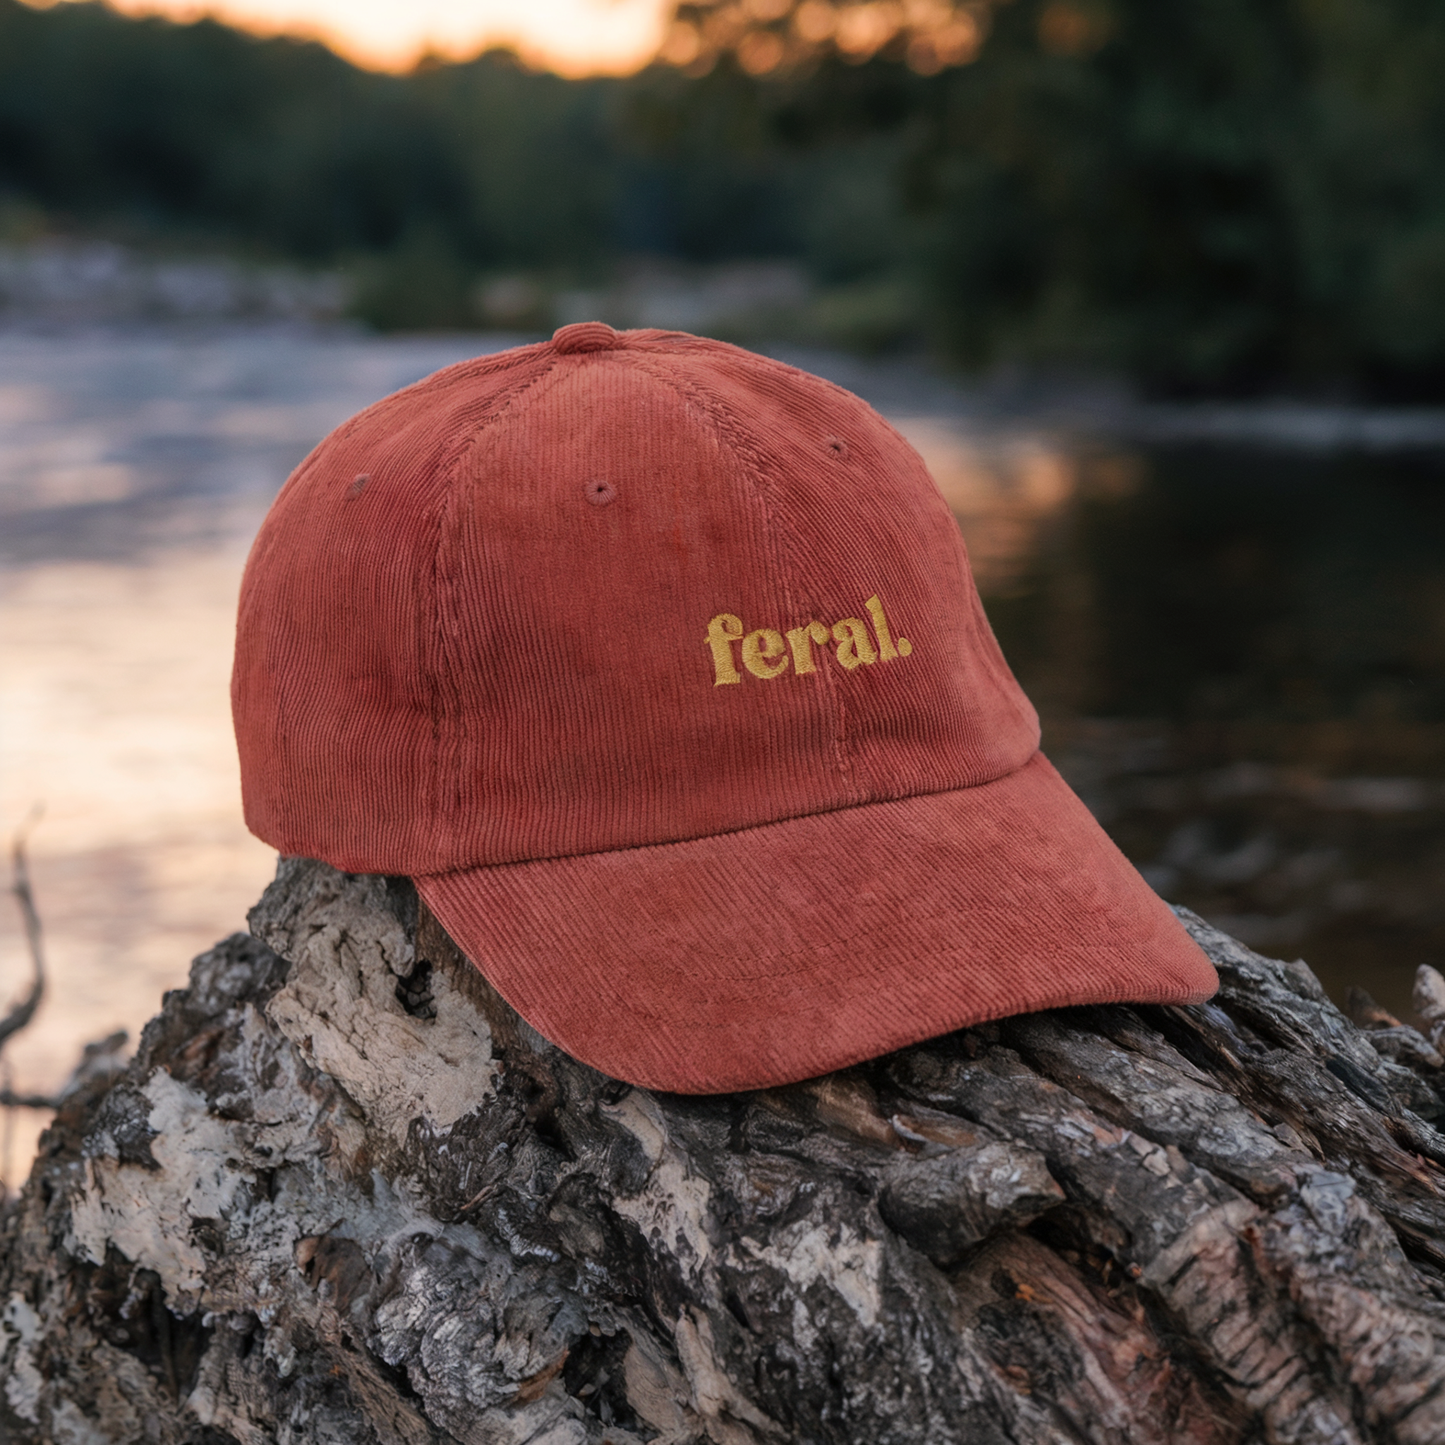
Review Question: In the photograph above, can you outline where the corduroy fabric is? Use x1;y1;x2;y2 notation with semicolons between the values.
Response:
417;753;1213;1093
233;329;1037;872
233;324;1217;1093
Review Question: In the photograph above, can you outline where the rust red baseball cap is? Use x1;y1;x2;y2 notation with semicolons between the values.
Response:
233;322;1216;1092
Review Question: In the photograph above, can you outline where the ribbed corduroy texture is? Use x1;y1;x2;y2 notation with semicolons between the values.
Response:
233;324;1217;1093
418;753;1214;1092
233;328;1037;872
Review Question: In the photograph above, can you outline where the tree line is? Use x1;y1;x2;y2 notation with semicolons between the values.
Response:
1;0;1443;396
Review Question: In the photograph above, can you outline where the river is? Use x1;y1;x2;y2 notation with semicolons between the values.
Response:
3;323;1443;1181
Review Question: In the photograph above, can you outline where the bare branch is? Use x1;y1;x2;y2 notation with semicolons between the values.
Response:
0;1090;58;1110
1;808;46;1052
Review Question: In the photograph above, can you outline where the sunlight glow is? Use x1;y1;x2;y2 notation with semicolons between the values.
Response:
100;0;674;75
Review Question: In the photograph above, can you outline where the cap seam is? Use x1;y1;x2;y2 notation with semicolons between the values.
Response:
682;341;1036;745
623;352;798;616
418;746;1044;877
263;346;553;527
625;349;866;797
381;339;555;411
428;354;570;834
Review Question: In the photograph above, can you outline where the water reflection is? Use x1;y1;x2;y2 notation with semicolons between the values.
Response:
893;418;1080;594
919;434;1445;1020
0;327;516;1183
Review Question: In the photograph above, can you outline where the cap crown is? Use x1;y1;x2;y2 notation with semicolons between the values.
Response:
233;327;1039;874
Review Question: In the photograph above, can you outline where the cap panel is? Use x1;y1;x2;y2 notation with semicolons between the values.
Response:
232;348;558;869
236;331;1044;874
641;344;1040;798
429;350;861;865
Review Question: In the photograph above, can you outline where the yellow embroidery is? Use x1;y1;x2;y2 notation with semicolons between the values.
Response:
742;627;789;678
705;595;913;685
786;620;830;674
706;613;745;685
831;617;877;671
864;594;897;660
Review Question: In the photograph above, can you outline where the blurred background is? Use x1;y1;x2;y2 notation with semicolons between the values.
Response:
3;0;1445;1179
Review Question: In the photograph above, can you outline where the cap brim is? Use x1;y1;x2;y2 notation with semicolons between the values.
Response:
417;752;1217;1094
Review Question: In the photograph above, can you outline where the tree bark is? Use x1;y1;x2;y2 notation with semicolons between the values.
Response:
5;856;1445;1444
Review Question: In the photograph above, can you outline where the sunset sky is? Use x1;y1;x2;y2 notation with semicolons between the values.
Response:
103;0;673;74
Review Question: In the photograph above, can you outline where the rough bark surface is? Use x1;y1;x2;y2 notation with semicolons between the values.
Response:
7;857;1445;1444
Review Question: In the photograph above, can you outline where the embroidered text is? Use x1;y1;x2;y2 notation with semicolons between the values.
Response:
705;594;913;685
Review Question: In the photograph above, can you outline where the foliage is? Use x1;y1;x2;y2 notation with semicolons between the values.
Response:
2;0;1445;393
0;1;614;266
662;0;1445;395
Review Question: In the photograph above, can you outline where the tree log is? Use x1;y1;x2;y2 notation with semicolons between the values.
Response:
6;856;1445;1443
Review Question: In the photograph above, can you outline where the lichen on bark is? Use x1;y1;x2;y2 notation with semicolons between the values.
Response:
4;856;1445;1443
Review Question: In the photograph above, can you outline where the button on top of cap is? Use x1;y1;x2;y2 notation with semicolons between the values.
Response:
552;321;621;354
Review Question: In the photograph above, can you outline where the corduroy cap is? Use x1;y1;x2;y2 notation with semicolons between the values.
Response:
233;322;1217;1092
